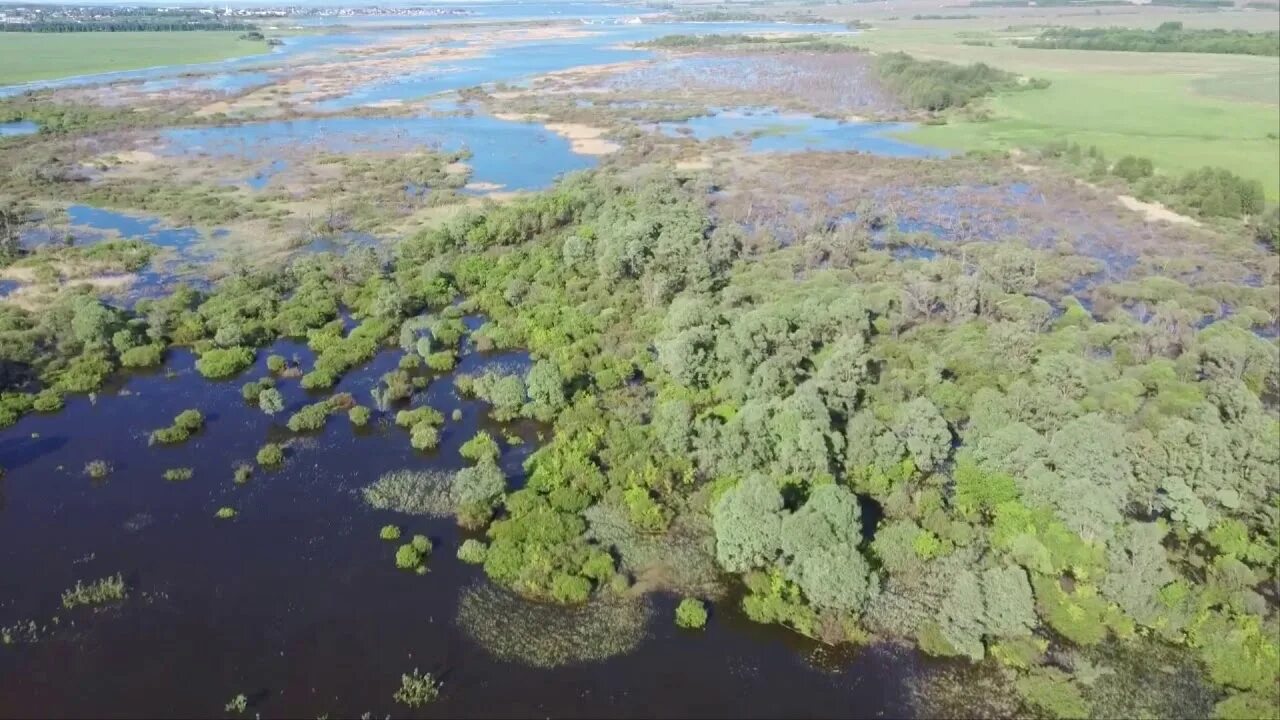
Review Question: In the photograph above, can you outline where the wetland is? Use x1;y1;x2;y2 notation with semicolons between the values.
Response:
0;2;1277;719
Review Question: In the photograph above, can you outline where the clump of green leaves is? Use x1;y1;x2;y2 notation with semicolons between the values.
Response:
380;524;401;541
457;538;489;564
61;573;126;609
256;442;284;467
148;409;204;445
675;597;708;629
215;507;237;520
83;459;111;480
392;668;440;707
224;694;247;714
163;467;193;482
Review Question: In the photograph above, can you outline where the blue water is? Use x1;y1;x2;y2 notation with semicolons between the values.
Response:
246;159;289;191
137;71;274;95
0;120;38;137
317;21;850;110
657;109;948;158
160;114;595;191
295;1;641;26
67;205;203;251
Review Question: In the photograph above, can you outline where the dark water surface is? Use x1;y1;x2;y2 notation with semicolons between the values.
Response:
0;328;920;718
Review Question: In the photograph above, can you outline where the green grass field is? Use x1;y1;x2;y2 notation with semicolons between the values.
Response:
0;32;268;86
856;27;1280;199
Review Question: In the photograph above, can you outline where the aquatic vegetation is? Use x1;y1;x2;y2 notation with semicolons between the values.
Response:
232;464;252;485
255;442;283;467
224;694;248;714
119;343;164;368
457;582;653;668
148;408;204;445
257;388;284;416
214;507;237;520
266;354;286;374
379;524;401;541
83;459;110;479
195;346;254;379
675;598;708;630
392;668;440;708
61;573;126;609
457;538;488;564
162;467;193;482
348;405;371;426
286;393;355;432
395;542;426;573
459;431;499;463
361;469;456;517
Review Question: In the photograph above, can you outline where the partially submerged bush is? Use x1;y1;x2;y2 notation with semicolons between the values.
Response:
393;668;440;708
149;409;205;445
195;346;254;379
675;597;709;629
61;573;126;609
162;467;193;482
256;442;284;467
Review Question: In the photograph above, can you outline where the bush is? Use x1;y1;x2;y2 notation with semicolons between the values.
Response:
392;668;440;708
120;343;164;368
31;389;64;413
61;573;127;609
380;524;401;541
457;538;489;564
395;543;426;572
149;409;204;445
1113;155;1154;182
233;464;252;484
215;507;237;520
460;431;500;463
266;354;287;374
256;442;284;467
163;467;193;482
83;459;110;479
349;405;372;426
675;597;709;629
195;346;255;379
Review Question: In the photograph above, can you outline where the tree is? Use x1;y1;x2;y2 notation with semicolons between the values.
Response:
892;397;951;473
258;388;284;416
712;475;785;573
525;360;566;417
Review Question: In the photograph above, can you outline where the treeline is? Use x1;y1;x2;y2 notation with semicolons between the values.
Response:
1040;141;1275;242
0;21;258;32
641;33;854;53
1018;23;1280;56
874;51;1045;111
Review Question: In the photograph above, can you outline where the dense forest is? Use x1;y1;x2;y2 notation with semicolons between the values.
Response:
1;167;1276;718
1018;23;1280;56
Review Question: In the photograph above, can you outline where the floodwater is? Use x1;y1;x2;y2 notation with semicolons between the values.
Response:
160;114;596;192
656;108;948;158
0;120;38;137
0;321;923;718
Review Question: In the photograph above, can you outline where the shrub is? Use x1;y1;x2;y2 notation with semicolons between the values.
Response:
233;464;252;484
215;507;237;520
410;423;440;450
675;597;709;629
149;409;204;445
163;467;193;482
266;354;286;374
1112;155;1154;182
460;431;500;463
392;668;440;708
120;343;164;368
457;538;489;564
256;442;284;467
61;573;127;609
411;534;431;554
83;460;111;479
224;694;248;714
31;390;64;413
258;388;284;415
349;405;371;426
380;525;401;541
395;543;425;572
195;346;254;379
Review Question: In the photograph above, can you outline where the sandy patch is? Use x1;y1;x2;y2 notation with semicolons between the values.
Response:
446;161;472;175
113;150;159;164
544;123;620;155
675;157;712;171
493;111;550;122
1118;195;1200;226
465;181;505;192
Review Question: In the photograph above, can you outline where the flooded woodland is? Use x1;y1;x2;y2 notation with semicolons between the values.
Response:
0;3;1277;719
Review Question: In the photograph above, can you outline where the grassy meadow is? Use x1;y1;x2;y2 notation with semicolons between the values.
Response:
855;23;1280;199
0;32;269;85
